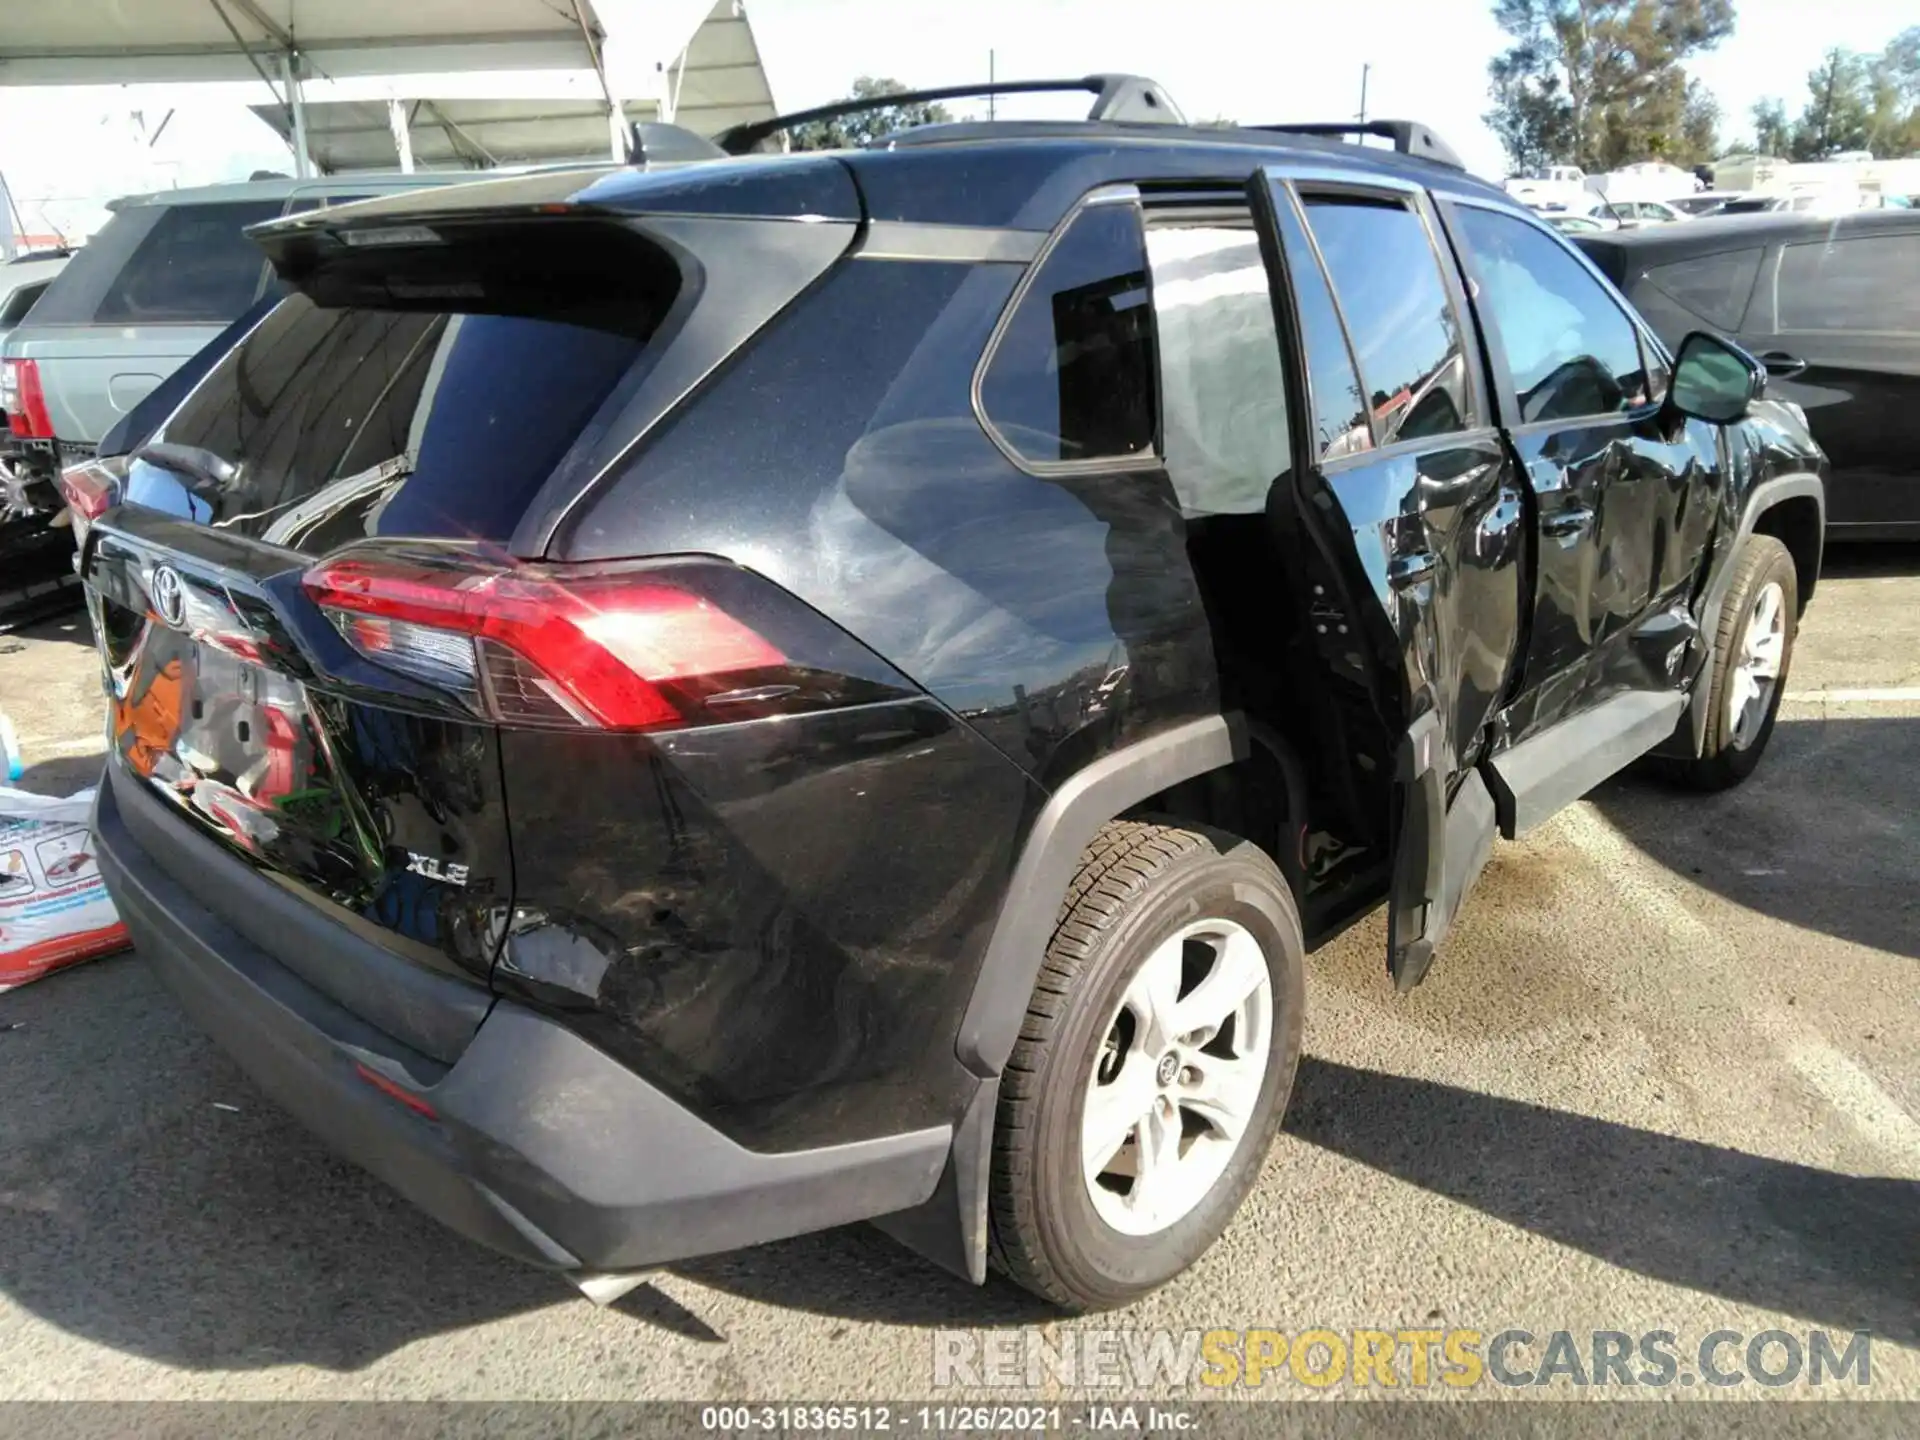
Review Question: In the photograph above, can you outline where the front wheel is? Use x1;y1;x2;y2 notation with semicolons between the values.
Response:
1678;533;1798;791
987;821;1304;1311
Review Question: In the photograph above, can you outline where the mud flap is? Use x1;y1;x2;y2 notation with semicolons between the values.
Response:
1387;712;1497;992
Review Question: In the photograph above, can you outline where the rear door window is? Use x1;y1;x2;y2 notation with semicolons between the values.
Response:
1268;190;1371;458
33;201;285;326
1774;234;1920;332
1145;221;1292;517
1301;196;1474;446
977;198;1157;467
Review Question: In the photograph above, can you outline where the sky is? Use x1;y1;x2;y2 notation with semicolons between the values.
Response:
1;0;1912;242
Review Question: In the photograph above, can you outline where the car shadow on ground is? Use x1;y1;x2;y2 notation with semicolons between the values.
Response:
1284;1057;1920;1348
1594;715;1919;960
1;957;1911;1363
13;755;107;797
0;956;573;1371
0;604;91;648
682;1057;1920;1345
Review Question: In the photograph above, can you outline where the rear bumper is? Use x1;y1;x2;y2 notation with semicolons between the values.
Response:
93;767;951;1276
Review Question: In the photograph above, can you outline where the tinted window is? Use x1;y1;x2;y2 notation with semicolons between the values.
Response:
1641;248;1763;329
1454;206;1652;423
1269;188;1370;458
23;209;157;325
1776;234;1920;332
0;280;49;329
1144;223;1292;517
1302;197;1472;446
39;201;283;326
146;293;651;549
979;201;1156;465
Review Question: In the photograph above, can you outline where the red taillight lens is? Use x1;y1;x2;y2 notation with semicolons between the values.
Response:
57;461;118;521
3;359;54;440
302;551;786;732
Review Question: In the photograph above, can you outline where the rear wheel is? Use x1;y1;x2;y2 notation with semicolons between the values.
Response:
1679;534;1798;791
987;821;1303;1311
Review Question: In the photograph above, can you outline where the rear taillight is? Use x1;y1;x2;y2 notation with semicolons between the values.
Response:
58;460;119;520
57;456;124;548
3;359;54;440
302;549;792;732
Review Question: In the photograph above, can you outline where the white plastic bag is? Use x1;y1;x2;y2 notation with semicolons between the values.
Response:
0;785;130;991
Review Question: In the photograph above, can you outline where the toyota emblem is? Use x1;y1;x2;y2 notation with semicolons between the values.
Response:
150;565;187;629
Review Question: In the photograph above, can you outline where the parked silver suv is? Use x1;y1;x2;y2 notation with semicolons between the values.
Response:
1;174;458;482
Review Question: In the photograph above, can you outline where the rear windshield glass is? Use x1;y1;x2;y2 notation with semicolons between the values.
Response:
27;201;284;326
144;291;656;550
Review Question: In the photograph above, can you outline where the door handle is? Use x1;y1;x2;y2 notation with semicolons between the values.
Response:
1388;551;1437;588
1541;505;1594;539
1758;351;1807;380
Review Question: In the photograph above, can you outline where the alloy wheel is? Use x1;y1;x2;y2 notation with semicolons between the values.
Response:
1080;919;1273;1237
1727;579;1786;749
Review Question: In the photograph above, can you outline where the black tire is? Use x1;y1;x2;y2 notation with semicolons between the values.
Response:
987;820;1304;1311
1678;533;1798;791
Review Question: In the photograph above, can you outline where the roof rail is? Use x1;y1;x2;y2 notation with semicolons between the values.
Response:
714;74;1186;155
1251;120;1465;171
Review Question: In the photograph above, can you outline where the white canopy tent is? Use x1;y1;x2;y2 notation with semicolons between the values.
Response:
0;0;776;175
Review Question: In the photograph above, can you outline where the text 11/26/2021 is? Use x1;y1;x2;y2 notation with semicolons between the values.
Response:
701;1406;1194;1432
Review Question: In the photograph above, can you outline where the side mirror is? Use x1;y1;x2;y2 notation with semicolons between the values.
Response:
1667;331;1766;425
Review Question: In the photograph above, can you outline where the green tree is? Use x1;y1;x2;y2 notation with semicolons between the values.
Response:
1485;0;1735;172
1679;80;1721;163
1487;33;1576;171
788;76;954;151
1792;48;1878;157
1750;97;1792;156
1870;27;1920;154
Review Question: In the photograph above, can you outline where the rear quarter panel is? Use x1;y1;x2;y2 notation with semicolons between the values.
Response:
1731;330;1918;531
5;323;224;445
495;704;1042;1151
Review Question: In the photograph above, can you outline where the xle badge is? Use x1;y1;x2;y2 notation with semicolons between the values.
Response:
406;853;470;886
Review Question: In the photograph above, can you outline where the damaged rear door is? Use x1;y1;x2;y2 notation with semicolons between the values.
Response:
1248;166;1526;989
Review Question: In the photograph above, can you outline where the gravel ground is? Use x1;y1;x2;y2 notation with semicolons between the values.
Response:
0;547;1915;1405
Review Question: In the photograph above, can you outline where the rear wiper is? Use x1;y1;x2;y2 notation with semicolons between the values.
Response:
132;442;240;497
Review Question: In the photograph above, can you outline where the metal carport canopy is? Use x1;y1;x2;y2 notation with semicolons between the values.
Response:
0;0;758;172
0;0;715;85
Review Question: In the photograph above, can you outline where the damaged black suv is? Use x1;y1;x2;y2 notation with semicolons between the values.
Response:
82;76;1824;1312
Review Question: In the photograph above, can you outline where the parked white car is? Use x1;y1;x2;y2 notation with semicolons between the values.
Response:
1668;191;1748;216
1505;165;1589;210
1545;212;1618;234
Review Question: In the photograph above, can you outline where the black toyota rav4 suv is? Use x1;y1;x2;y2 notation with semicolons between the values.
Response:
83;78;1825;1312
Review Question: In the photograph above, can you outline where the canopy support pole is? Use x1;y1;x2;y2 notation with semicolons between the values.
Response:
284;51;311;177
568;0;627;160
387;98;416;172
